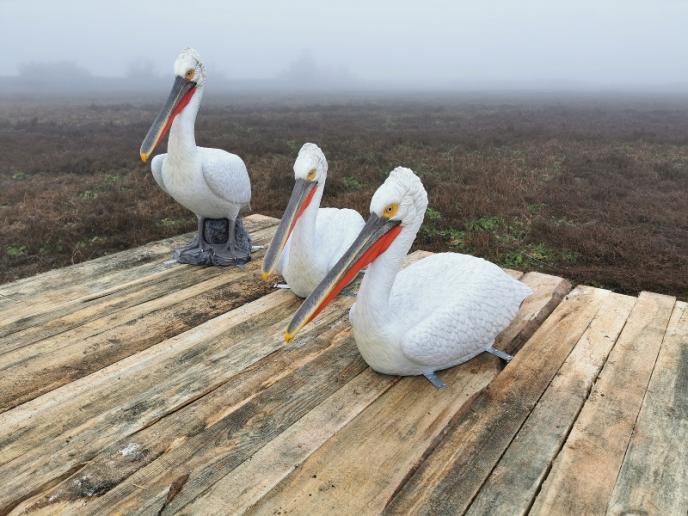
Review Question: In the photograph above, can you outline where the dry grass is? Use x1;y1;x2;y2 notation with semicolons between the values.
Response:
1;95;687;298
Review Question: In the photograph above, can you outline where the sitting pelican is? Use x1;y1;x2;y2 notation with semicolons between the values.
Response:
140;48;252;266
260;143;364;297
284;167;532;387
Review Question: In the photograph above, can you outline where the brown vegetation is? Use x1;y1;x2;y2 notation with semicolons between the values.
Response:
1;94;687;298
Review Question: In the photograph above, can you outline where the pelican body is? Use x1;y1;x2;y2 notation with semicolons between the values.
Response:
285;167;532;386
261;143;364;297
140;48;252;266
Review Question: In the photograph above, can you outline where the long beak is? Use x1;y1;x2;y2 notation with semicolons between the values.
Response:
284;213;401;342
261;178;318;280
140;76;196;162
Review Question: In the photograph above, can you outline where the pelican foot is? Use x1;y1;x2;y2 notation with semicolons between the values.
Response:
486;346;513;363
423;371;447;389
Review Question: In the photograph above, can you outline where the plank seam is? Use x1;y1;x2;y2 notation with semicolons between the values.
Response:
521;296;639;516
459;304;604;515
185;365;394;515
604;298;677;512
382;382;487;513
0;460;88;516
528;295;675;515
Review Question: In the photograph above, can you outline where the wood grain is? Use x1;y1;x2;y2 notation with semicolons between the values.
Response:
465;292;636;515
529;291;676;516
0;230;277;412
0;224;278;347
607;300;688;516
0;213;276;308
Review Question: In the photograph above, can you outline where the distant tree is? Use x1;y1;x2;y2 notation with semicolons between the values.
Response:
279;51;356;89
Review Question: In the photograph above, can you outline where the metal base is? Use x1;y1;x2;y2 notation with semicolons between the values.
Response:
173;217;252;267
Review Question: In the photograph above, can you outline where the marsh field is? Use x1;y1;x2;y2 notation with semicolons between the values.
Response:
1;93;687;298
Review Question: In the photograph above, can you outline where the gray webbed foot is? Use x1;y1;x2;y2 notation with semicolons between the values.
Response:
423;371;447;389
486;346;513;363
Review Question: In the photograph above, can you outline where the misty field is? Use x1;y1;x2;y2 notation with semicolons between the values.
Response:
1;94;687;298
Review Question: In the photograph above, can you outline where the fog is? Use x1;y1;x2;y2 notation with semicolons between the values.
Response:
2;0;688;93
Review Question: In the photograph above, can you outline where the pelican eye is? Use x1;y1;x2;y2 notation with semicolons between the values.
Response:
306;168;317;181
383;203;399;218
185;69;195;80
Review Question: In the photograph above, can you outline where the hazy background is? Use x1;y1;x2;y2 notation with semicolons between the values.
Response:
2;0;688;94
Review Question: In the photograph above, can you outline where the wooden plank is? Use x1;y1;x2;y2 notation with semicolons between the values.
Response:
0;213;276;305
0;224;278;344
70;335;370;516
385;285;610;515
496;271;572;356
0;223;277;354
0;288;320;513
8;251;431;515
228;272;574;515
12;319;359;516
248;355;500;516
465;292;637;515
182;367;399;516
607;300;688;515
529;291;676;516
0;259;273;412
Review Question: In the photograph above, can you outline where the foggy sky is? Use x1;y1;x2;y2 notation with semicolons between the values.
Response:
2;0;688;90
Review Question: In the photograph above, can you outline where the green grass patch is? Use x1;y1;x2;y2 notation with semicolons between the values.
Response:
341;176;366;191
158;217;184;227
6;245;27;257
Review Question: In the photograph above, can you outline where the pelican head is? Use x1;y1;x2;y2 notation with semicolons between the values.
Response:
284;167;427;342
261;143;328;281
140;48;206;162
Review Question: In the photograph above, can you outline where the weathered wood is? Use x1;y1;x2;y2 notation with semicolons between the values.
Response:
0;261;273;412
607;300;688;516
56;332;370;516
7;251;431;515
234;271;575;515
0;288;315;513
529;291;676;516
4;217;680;516
496;271;572;355
0;213;276;307
385;286;610;515
181;367;399;516
248;355;500;516
0;224;278;346
465;292;636;515
12;318;358;516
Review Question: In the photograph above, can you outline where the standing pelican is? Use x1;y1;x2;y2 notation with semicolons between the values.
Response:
284;167;532;387
261;143;364;297
140;48;252;266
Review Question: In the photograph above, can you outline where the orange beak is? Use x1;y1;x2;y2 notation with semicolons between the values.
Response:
284;213;401;341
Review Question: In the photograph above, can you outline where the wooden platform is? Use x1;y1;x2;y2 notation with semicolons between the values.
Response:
0;214;685;515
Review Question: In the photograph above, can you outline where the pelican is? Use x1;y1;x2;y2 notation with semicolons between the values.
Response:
261;143;364;298
284;167;532;387
140;48;252;266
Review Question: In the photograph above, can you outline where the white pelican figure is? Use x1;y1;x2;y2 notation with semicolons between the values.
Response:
261;143;364;297
285;167;532;387
140;48;252;266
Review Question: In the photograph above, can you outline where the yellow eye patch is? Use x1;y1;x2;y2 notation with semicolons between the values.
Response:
383;203;399;218
185;69;195;80
306;168;317;181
